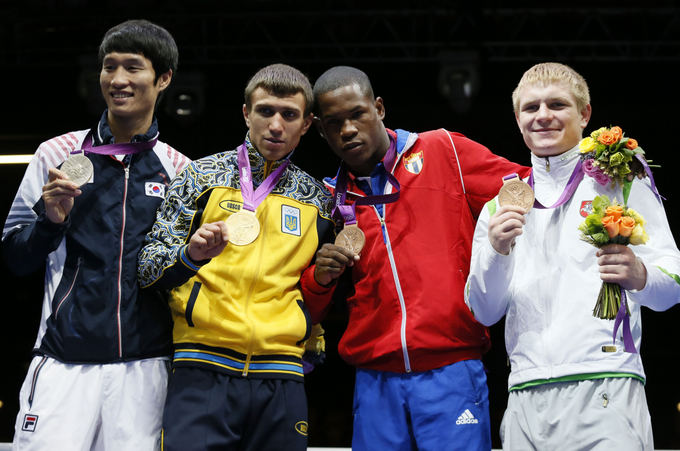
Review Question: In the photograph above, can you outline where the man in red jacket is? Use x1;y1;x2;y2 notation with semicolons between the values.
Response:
300;66;529;450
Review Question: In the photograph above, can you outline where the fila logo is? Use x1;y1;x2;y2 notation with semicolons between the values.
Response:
145;182;165;199
456;409;479;425
22;414;38;432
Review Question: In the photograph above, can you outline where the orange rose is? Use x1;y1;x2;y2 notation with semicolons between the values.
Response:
602;215;620;238
626;138;638;150
610;126;623;141
597;130;618;146
619;216;636;237
604;205;623;221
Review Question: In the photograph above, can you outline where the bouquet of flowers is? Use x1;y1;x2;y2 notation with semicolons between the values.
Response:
578;195;648;319
578;126;647;187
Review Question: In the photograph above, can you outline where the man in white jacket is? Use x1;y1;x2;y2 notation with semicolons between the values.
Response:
465;62;680;450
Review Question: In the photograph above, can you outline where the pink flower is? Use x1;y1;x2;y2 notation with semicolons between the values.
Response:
582;159;611;186
583;159;597;175
593;171;611;186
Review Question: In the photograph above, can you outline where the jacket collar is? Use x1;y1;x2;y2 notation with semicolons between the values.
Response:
324;128;418;191
530;145;581;182
94;110;159;145
243;132;291;184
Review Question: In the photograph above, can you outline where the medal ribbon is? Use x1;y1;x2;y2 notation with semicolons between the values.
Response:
634;154;665;202
72;132;158;156
613;290;637;353
237;143;290;212
527;159;584;209
332;135;400;226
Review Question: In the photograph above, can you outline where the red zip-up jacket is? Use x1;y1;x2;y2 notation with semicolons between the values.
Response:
302;128;530;373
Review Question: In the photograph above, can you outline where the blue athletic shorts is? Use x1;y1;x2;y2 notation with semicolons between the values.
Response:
352;359;491;451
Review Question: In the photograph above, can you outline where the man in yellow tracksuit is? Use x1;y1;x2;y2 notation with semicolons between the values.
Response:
138;63;334;451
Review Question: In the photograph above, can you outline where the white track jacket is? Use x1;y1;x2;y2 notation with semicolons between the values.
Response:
465;147;680;390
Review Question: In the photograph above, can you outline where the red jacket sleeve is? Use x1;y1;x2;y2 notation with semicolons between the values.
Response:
450;132;531;217
300;264;336;323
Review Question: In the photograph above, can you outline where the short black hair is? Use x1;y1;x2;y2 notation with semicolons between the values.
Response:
313;66;375;114
98;19;178;82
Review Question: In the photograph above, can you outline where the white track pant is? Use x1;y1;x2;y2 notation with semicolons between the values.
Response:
12;356;169;451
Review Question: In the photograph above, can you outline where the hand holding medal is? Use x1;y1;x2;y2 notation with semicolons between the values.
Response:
488;173;535;255
224;143;290;246
60;154;94;187
334;223;366;254
225;209;260;246
498;173;534;212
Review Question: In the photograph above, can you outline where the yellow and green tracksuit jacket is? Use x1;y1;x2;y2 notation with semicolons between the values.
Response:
138;141;334;381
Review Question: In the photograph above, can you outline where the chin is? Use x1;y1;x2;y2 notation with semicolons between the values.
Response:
531;147;570;157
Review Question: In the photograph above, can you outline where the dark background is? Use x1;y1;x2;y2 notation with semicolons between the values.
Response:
1;1;680;448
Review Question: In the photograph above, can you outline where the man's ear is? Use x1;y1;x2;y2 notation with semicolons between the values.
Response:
580;103;592;129
300;113;313;136
375;96;385;120
242;103;251;128
313;116;326;139
157;69;173;92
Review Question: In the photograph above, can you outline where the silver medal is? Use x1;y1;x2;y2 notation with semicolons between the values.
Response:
60;154;94;186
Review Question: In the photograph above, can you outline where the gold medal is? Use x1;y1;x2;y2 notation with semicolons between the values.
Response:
60;154;94;187
334;224;366;254
225;210;260;246
498;175;534;211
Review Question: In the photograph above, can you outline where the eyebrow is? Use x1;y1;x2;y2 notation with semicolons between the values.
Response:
521;96;572;107
102;55;146;65
322;105;363;120
254;102;302;113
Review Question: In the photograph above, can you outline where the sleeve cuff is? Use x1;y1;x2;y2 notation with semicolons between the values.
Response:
302;266;337;295
179;245;209;272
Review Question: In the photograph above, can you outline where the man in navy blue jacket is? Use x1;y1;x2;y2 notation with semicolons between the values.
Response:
2;19;189;450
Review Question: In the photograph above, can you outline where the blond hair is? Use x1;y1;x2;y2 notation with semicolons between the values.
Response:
512;62;590;113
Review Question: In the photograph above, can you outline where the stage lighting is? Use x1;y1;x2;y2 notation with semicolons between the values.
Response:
163;72;205;125
437;51;480;115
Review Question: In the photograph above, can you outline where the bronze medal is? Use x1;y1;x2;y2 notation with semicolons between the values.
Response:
498;175;534;211
225;210;260;246
60;154;94;187
334;224;365;254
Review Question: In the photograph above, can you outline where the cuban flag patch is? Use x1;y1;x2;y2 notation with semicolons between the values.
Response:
281;205;301;236
22;414;38;432
403;151;424;174
145;182;165;199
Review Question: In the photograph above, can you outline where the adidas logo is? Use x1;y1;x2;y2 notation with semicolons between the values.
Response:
456;409;479;425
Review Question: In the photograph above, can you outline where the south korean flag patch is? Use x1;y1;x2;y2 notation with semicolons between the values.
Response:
145;182;165;199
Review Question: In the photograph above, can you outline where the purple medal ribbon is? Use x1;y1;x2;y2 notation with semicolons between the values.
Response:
613;290;637;353
332;135;400;225
634;154;665;202
72;132;158;156
237;143;289;212
527;159;584;209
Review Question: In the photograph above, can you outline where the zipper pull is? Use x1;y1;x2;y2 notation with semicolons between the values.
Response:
545;157;551;172
602;393;609;408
